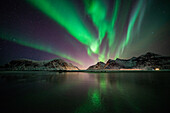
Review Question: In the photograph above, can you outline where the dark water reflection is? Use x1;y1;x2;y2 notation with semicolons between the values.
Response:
0;71;169;113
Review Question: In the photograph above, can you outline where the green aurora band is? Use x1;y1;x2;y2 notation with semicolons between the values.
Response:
27;0;100;55
115;0;144;58
0;32;82;65
1;0;146;65
84;0;120;61
27;0;123;62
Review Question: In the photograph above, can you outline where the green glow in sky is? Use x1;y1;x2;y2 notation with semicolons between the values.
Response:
26;0;145;65
106;0;120;59
108;0;119;47
84;0;120;61
0;32;82;65
98;47;106;62
84;0;108;45
27;0;100;54
116;0;143;58
28;0;121;62
125;0;143;46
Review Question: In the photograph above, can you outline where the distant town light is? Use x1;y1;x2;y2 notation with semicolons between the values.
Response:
155;68;160;71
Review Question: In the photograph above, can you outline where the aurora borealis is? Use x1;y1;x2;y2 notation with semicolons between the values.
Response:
0;0;170;68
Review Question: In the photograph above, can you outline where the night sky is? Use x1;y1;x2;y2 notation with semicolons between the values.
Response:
0;0;170;69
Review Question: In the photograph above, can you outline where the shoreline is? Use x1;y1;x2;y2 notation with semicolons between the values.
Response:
0;69;170;73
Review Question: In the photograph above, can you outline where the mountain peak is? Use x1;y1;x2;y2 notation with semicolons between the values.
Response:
3;58;79;71
87;52;170;70
87;61;105;70
145;52;160;56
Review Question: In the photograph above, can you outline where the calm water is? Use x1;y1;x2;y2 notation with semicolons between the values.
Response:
0;71;169;113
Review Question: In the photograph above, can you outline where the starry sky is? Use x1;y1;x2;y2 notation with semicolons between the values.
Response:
0;0;170;69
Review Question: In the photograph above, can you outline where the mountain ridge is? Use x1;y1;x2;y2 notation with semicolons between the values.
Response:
1;52;170;71
1;58;79;71
87;52;170;70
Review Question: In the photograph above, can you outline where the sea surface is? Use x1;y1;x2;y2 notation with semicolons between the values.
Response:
0;71;169;113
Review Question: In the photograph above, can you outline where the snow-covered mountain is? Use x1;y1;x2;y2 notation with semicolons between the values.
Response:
87;52;170;70
87;62;105;70
1;52;170;71
1;59;79;71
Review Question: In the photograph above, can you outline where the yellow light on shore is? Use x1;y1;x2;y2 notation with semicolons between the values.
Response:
155;68;160;71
